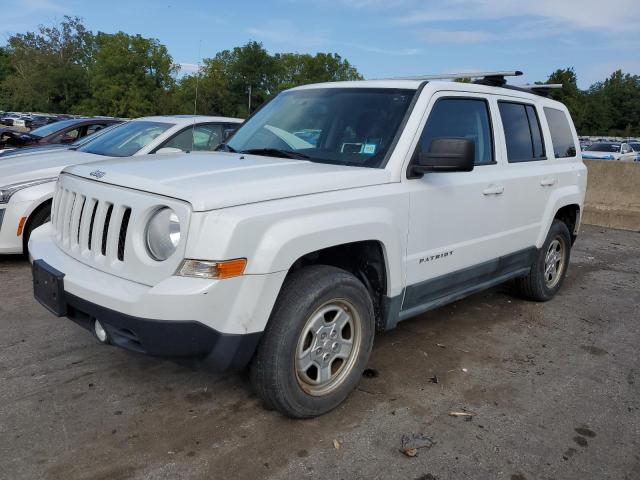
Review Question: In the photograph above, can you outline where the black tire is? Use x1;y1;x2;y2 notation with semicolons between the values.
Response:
515;219;572;302
250;265;375;418
23;202;51;254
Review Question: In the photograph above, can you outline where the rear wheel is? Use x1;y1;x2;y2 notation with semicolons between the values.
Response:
250;265;375;418
515;219;571;301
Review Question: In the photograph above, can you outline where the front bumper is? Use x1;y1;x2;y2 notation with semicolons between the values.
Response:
64;291;261;370
29;223;288;370
0;201;30;254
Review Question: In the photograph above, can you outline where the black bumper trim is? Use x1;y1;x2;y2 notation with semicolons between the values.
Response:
64;292;261;371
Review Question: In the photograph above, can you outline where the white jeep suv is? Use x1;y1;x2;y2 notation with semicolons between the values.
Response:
0;115;242;254
29;73;587;418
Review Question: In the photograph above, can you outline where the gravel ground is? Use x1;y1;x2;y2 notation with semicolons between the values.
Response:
0;224;638;480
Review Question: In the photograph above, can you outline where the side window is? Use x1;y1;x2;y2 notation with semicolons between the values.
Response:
498;102;545;162
543;107;577;158
417;97;494;166
193;124;223;150
160;124;223;152
86;124;106;136
52;127;81;144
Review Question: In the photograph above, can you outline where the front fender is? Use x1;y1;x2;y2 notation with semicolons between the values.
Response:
254;207;404;296
185;187;409;297
9;180;56;220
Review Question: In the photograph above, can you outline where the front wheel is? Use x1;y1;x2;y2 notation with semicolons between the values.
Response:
515;219;572;301
250;265;375;418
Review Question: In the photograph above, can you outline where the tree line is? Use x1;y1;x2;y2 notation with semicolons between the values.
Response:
0;17;361;119
0;17;638;136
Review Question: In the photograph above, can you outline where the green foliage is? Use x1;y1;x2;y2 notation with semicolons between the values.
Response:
174;43;363;117
2;16;93;113
547;68;640;136
78;32;177;117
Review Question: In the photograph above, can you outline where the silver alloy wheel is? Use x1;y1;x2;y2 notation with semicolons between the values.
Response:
295;299;362;396
544;238;566;288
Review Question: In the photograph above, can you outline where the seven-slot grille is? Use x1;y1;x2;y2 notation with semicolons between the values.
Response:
52;185;131;262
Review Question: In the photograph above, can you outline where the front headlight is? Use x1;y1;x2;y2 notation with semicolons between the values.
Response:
0;177;58;204
145;207;181;261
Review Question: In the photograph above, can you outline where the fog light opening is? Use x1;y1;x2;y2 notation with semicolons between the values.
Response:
93;319;109;344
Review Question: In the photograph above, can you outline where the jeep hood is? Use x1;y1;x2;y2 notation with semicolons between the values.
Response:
64;152;392;211
1;150;102;186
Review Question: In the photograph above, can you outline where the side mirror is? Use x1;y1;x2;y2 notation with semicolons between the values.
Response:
223;128;236;141
410;137;475;177
156;147;183;155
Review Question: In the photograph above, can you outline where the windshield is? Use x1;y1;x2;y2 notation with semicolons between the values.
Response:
78;121;173;157
629;143;640;152
29;119;77;138
587;143;621;152
227;88;415;168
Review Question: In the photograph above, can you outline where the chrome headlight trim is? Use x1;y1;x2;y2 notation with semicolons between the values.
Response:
145;207;181;261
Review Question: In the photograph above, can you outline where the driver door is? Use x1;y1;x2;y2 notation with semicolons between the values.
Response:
403;92;512;315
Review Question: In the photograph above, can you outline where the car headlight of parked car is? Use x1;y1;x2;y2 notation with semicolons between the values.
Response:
145;207;181;261
0;178;58;204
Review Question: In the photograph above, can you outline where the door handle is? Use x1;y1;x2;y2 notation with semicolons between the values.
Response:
540;177;557;187
483;185;504;195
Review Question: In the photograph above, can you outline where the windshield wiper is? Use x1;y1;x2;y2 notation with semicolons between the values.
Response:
239;148;311;160
215;143;237;153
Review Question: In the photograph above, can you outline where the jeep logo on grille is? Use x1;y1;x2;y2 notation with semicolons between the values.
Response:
90;169;106;179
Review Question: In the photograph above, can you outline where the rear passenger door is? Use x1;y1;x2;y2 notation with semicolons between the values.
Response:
495;99;552;251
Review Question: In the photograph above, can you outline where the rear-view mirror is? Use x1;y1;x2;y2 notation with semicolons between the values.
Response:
223;128;236;141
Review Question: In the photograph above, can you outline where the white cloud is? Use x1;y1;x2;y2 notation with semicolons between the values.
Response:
246;21;328;48
394;0;640;33
0;0;67;34
417;29;492;44
343;42;421;55
177;63;200;75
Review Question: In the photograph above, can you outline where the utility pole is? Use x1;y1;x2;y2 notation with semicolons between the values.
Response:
248;84;252;113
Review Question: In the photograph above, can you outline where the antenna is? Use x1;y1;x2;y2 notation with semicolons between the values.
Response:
192;40;202;153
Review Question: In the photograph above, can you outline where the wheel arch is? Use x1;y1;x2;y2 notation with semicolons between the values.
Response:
285;240;390;330
536;185;584;248
22;198;53;253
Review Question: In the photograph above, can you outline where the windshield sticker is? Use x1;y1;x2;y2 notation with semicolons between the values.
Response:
362;143;377;155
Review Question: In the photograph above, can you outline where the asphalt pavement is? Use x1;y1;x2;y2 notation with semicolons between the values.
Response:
1;224;638;480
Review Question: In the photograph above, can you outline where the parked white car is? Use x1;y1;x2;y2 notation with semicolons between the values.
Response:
0;115;242;254
581;141;637;161
29;73;587;418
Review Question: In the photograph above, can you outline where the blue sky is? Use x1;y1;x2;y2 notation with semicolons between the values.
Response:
3;0;639;88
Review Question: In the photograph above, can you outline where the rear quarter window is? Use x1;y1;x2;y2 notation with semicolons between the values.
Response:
544;107;577;158
498;101;546;163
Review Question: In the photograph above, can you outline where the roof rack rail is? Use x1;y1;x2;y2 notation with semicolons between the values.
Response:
385;71;523;83
512;83;563;97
